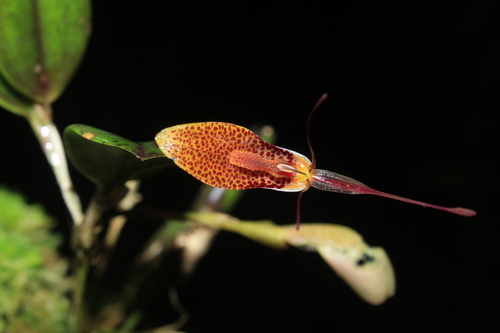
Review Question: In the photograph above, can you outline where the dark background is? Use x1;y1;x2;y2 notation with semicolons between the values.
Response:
1;1;497;332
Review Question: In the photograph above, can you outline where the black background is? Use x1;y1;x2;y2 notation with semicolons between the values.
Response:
1;1;497;332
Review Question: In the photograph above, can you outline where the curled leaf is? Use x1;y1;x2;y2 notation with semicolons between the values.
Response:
317;245;394;305
186;212;395;305
64;124;172;191
281;224;395;305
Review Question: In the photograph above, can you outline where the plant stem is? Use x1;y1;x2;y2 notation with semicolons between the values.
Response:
74;254;89;332
27;103;84;225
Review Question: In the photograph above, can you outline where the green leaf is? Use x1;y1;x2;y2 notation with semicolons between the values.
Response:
0;0;91;104
0;72;33;116
64;124;172;191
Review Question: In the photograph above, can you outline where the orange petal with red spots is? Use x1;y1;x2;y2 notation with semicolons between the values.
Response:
155;122;311;191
